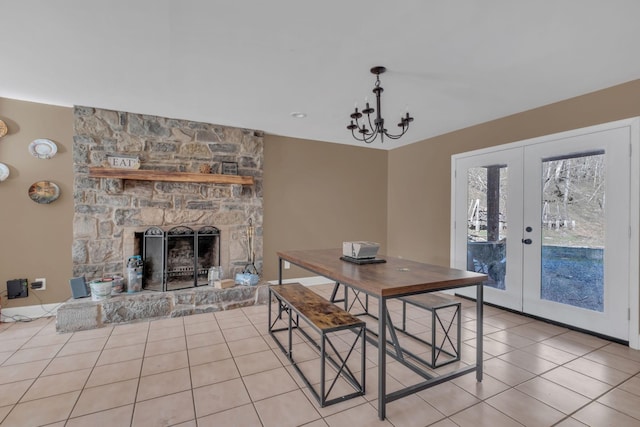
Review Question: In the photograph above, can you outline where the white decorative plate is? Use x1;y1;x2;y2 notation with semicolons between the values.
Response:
0;163;9;181
28;138;58;159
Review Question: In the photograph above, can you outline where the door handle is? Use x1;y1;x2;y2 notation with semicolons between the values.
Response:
522;238;532;245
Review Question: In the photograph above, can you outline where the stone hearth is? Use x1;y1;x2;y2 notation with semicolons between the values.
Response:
56;283;269;333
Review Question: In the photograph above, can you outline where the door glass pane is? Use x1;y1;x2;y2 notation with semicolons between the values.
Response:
467;165;508;289
540;152;605;311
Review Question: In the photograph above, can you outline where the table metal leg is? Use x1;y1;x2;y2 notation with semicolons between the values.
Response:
378;297;387;420
330;282;348;308
330;282;339;301
268;288;272;335
344;286;349;312
476;282;483;382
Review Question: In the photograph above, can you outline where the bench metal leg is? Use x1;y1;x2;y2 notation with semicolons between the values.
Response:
268;288;287;334
431;305;461;367
269;293;300;359
290;323;366;407
320;334;326;406
395;298;462;368
288;307;293;357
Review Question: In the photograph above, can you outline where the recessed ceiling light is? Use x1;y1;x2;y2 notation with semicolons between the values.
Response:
290;112;307;118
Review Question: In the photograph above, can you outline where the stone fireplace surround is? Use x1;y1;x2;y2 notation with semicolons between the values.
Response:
62;106;265;329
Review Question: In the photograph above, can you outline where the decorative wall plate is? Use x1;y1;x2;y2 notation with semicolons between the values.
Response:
0;163;9;181
28;138;58;159
28;180;60;204
0;120;7;138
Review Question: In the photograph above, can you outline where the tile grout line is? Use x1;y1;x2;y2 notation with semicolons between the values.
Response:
4;318;112;426
549;348;640;426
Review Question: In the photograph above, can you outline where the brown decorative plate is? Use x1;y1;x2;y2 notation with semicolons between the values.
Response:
0;120;7;138
28;180;60;204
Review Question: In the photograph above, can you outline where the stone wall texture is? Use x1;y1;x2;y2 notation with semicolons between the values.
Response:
56;285;270;332
72;106;264;283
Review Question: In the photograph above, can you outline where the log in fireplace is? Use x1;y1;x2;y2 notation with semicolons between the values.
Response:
140;226;221;291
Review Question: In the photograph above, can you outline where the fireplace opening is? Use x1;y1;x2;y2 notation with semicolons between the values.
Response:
139;226;221;291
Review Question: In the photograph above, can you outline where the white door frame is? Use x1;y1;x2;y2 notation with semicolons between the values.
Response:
450;117;640;349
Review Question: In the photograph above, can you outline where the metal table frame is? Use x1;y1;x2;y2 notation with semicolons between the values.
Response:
277;249;485;420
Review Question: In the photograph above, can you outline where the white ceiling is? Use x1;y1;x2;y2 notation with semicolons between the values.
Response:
2;1;640;150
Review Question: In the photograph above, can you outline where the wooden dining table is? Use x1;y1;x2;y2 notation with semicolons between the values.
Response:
277;248;487;420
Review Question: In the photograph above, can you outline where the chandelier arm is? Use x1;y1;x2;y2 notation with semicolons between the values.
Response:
382;125;409;140
351;128;368;142
382;132;404;140
362;126;379;143
351;122;380;143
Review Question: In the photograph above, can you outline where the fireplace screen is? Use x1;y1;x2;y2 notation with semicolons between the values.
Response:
142;226;220;291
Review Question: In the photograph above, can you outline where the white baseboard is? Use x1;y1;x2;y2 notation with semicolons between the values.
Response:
268;276;334;286
1;303;61;322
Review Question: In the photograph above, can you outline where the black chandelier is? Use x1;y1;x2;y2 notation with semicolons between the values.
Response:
347;66;414;144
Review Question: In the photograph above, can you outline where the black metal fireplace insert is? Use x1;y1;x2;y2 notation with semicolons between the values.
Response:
141;225;221;291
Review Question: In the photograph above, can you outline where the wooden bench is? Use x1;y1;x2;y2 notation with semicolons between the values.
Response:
268;283;366;407
397;293;462;368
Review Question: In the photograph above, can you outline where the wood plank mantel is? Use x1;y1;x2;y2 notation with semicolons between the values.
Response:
89;167;254;185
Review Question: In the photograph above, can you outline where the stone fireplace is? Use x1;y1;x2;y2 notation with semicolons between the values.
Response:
72;106;263;289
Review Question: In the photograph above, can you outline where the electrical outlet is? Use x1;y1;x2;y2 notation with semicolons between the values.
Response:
284;261;291;270
34;277;46;290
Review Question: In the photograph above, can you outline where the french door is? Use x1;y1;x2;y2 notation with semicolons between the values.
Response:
452;121;635;341
453;148;524;311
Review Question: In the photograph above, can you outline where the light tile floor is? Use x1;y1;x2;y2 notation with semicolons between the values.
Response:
1;283;639;426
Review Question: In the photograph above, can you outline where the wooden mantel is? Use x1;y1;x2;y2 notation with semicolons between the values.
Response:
89;167;254;185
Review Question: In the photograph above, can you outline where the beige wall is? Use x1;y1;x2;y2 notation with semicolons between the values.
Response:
2;78;639;309
262;135;388;280
387;79;640;266
0;98;74;309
